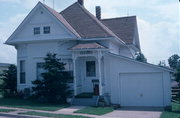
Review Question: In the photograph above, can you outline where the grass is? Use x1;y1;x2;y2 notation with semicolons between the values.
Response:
19;111;90;118
0;98;70;111
160;102;180;118
0;108;16;113
74;107;113;115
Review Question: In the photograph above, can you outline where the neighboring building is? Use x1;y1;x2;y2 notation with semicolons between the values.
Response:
0;63;11;74
5;0;172;107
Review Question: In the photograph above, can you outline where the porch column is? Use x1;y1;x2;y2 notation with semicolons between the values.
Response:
73;58;77;96
97;51;103;95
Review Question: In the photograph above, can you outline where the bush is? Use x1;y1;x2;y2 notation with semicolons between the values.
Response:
31;53;73;103
0;65;17;98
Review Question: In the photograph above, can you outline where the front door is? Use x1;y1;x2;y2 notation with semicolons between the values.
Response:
82;59;97;93
93;84;99;95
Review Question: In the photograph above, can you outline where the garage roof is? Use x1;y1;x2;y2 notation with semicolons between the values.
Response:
109;53;174;72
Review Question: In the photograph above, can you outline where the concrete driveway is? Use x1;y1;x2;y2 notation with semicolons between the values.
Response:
97;108;162;118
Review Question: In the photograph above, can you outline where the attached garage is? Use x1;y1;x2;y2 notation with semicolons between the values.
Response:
119;73;164;107
107;53;172;108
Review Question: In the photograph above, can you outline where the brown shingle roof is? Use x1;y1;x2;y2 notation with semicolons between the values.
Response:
101;16;137;44
70;42;107;50
43;2;137;45
60;2;123;42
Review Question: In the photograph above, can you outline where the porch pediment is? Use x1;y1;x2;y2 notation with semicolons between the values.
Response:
69;42;107;50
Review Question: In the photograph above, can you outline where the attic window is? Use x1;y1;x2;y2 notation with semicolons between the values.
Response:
34;27;40;35
43;26;50;34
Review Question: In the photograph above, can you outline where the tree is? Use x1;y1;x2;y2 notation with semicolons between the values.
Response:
174;66;180;83
0;65;17;97
168;54;180;69
32;53;72;103
135;52;147;63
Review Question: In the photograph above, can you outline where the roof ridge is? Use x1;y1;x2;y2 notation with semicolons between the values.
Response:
101;16;136;21
41;2;81;38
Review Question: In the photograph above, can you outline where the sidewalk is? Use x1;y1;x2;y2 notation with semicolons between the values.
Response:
0;106;162;118
0;106;98;118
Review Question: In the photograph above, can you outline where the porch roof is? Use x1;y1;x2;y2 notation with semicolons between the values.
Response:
70;42;107;50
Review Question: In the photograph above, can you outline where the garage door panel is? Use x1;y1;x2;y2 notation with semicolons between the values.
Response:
120;73;163;107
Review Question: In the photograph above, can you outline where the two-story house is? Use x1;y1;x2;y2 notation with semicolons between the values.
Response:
5;0;172;108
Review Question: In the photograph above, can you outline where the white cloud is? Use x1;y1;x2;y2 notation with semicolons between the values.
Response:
0;13;26;64
0;0;179;65
137;17;179;64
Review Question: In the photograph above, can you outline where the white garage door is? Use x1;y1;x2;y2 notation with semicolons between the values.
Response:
119;73;164;107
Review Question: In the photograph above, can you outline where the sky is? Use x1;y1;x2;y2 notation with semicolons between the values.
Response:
0;0;179;65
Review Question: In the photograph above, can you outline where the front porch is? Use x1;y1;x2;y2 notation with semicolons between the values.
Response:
70;42;108;97
73;51;104;96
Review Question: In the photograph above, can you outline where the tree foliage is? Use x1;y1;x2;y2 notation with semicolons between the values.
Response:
174;67;180;83
0;65;17;97
168;54;180;83
32;53;72;103
168;54;180;69
135;52;147;63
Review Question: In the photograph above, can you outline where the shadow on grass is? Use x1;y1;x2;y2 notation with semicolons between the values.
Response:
0;98;70;111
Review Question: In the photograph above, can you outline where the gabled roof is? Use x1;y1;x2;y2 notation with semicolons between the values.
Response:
5;2;80;44
101;16;137;44
6;1;139;47
70;42;107;50
60;2;124;44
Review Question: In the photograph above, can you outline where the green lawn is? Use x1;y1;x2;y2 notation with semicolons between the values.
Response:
0;98;70;111
0;108;16;113
74;107;113;115
160;102;180;118
19;111;90;118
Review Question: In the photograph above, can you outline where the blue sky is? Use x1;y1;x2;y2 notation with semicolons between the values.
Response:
0;0;179;65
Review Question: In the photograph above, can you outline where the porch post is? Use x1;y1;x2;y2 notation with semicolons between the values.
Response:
97;51;103;95
73;57;77;96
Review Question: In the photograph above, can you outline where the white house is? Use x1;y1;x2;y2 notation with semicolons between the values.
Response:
5;0;172;107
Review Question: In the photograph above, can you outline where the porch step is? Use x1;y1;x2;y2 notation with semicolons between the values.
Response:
72;96;98;106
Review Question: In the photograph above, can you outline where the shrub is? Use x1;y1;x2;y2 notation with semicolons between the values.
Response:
31;53;72;103
0;65;17;98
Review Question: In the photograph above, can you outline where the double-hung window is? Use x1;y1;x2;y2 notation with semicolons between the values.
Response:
36;63;45;80
20;60;26;84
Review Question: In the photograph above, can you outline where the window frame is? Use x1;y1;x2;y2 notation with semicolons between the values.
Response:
43;26;50;34
20;60;26;84
36;62;45;80
33;27;40;35
86;61;96;77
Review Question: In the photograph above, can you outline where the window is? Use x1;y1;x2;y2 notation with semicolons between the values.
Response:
20;60;26;84
34;27;40;35
86;61;96;77
37;63;45;80
43;26;50;34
